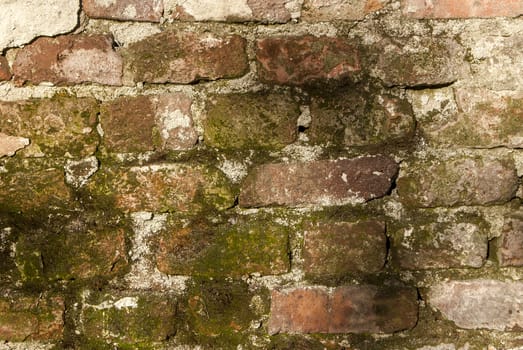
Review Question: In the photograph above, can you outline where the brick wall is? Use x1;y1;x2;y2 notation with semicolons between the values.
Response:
0;0;522;349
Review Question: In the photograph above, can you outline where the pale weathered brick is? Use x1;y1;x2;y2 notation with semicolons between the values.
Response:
402;0;523;18
240;156;398;207
256;36;360;86
0;56;11;81
302;0;387;21
13;35;122;86
429;280;523;331
83;0;163;22
397;157;518;207
496;214;523;267
124;31;248;84
0;133;29;157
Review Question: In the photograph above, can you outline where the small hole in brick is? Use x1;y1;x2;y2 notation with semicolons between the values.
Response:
298;125;308;133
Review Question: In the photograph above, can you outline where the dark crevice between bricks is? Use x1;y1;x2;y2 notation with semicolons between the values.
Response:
403;81;456;91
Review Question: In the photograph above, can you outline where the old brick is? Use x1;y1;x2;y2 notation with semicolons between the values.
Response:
402;0;523;18
124;31;248;84
309;91;415;146
374;37;465;87
13;34;122;86
204;92;300;149
269;285;418;334
429;279;523;331
86;164;235;212
83;0;163;22
303;220;386;277
397;157;518;207
170;0;294;23
496;214;523;267
0;133;30;157
0;56;11;81
157;213;289;277
256;36;360;86
81;291;176;343
0;0;79;51
302;0;387;21
0;293;64;341
391;210;488;269
240;156;398;207
0;97;99;158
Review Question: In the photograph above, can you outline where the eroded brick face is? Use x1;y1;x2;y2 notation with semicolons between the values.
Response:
0;56;11;81
402;0;523;18
302;0;387;21
83;0;163;22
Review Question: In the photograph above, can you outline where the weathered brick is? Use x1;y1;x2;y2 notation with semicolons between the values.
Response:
86;164;235;212
156;213;289;277
0;56;11;81
124;31;248;84
397;157;518;207
256;36;360;86
0;133;29;158
309;91;415;146
269;285;418;334
302;0;387;21
496;214;523;267
240;156;398;207
413;88;523;148
303;220;386;277
170;0;295;23
0;0;79;51
402;0;523;18
374;37;465;87
13;35;122;86
0;97;99;158
204;92;300;149
83;0;163;22
81;291;176;344
429;280;523;331
0;293;64;341
391;210;488;269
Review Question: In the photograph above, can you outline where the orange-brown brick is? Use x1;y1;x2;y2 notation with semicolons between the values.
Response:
0;56;11;81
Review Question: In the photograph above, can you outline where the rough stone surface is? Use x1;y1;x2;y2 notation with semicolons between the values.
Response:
170;0;295;23
124;31;248;84
309;91;415;146
204;92;300;149
83;0;163;22
0;133;30;157
429;280;523;331
496;214;523;267
64;156;99;188
303;220;386;277
0;56;11;81
0;293;64;341
13;35;122;86
269;285;418;334
402;0;523;18
373;37;465;87
0;0;79;51
397;157;518;207
240;156;398;207
391;211;488;269
0;97;99;158
302;0;387;21
256;36;360;86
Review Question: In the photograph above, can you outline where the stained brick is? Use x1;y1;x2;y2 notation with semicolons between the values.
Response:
496;214;523;267
429;280;523;331
240;156;398;207
13;35;122;86
402;0;523;18
124;31;248;84
83;0;163;22
397;156;518;208
302;0;387;21
269;285;418;334
0;56;11;81
0;293;64;341
204;92;300;149
256;36;360;86
303;220;386;277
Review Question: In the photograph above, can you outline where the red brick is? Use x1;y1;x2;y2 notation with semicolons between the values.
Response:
302;0;387;21
497;214;523;267
0;56;11;81
83;0;163;22
303;220;386;277
256;36;360;86
239;156;398;207
124;31;248;84
13;34;122;86
402;0;523;18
